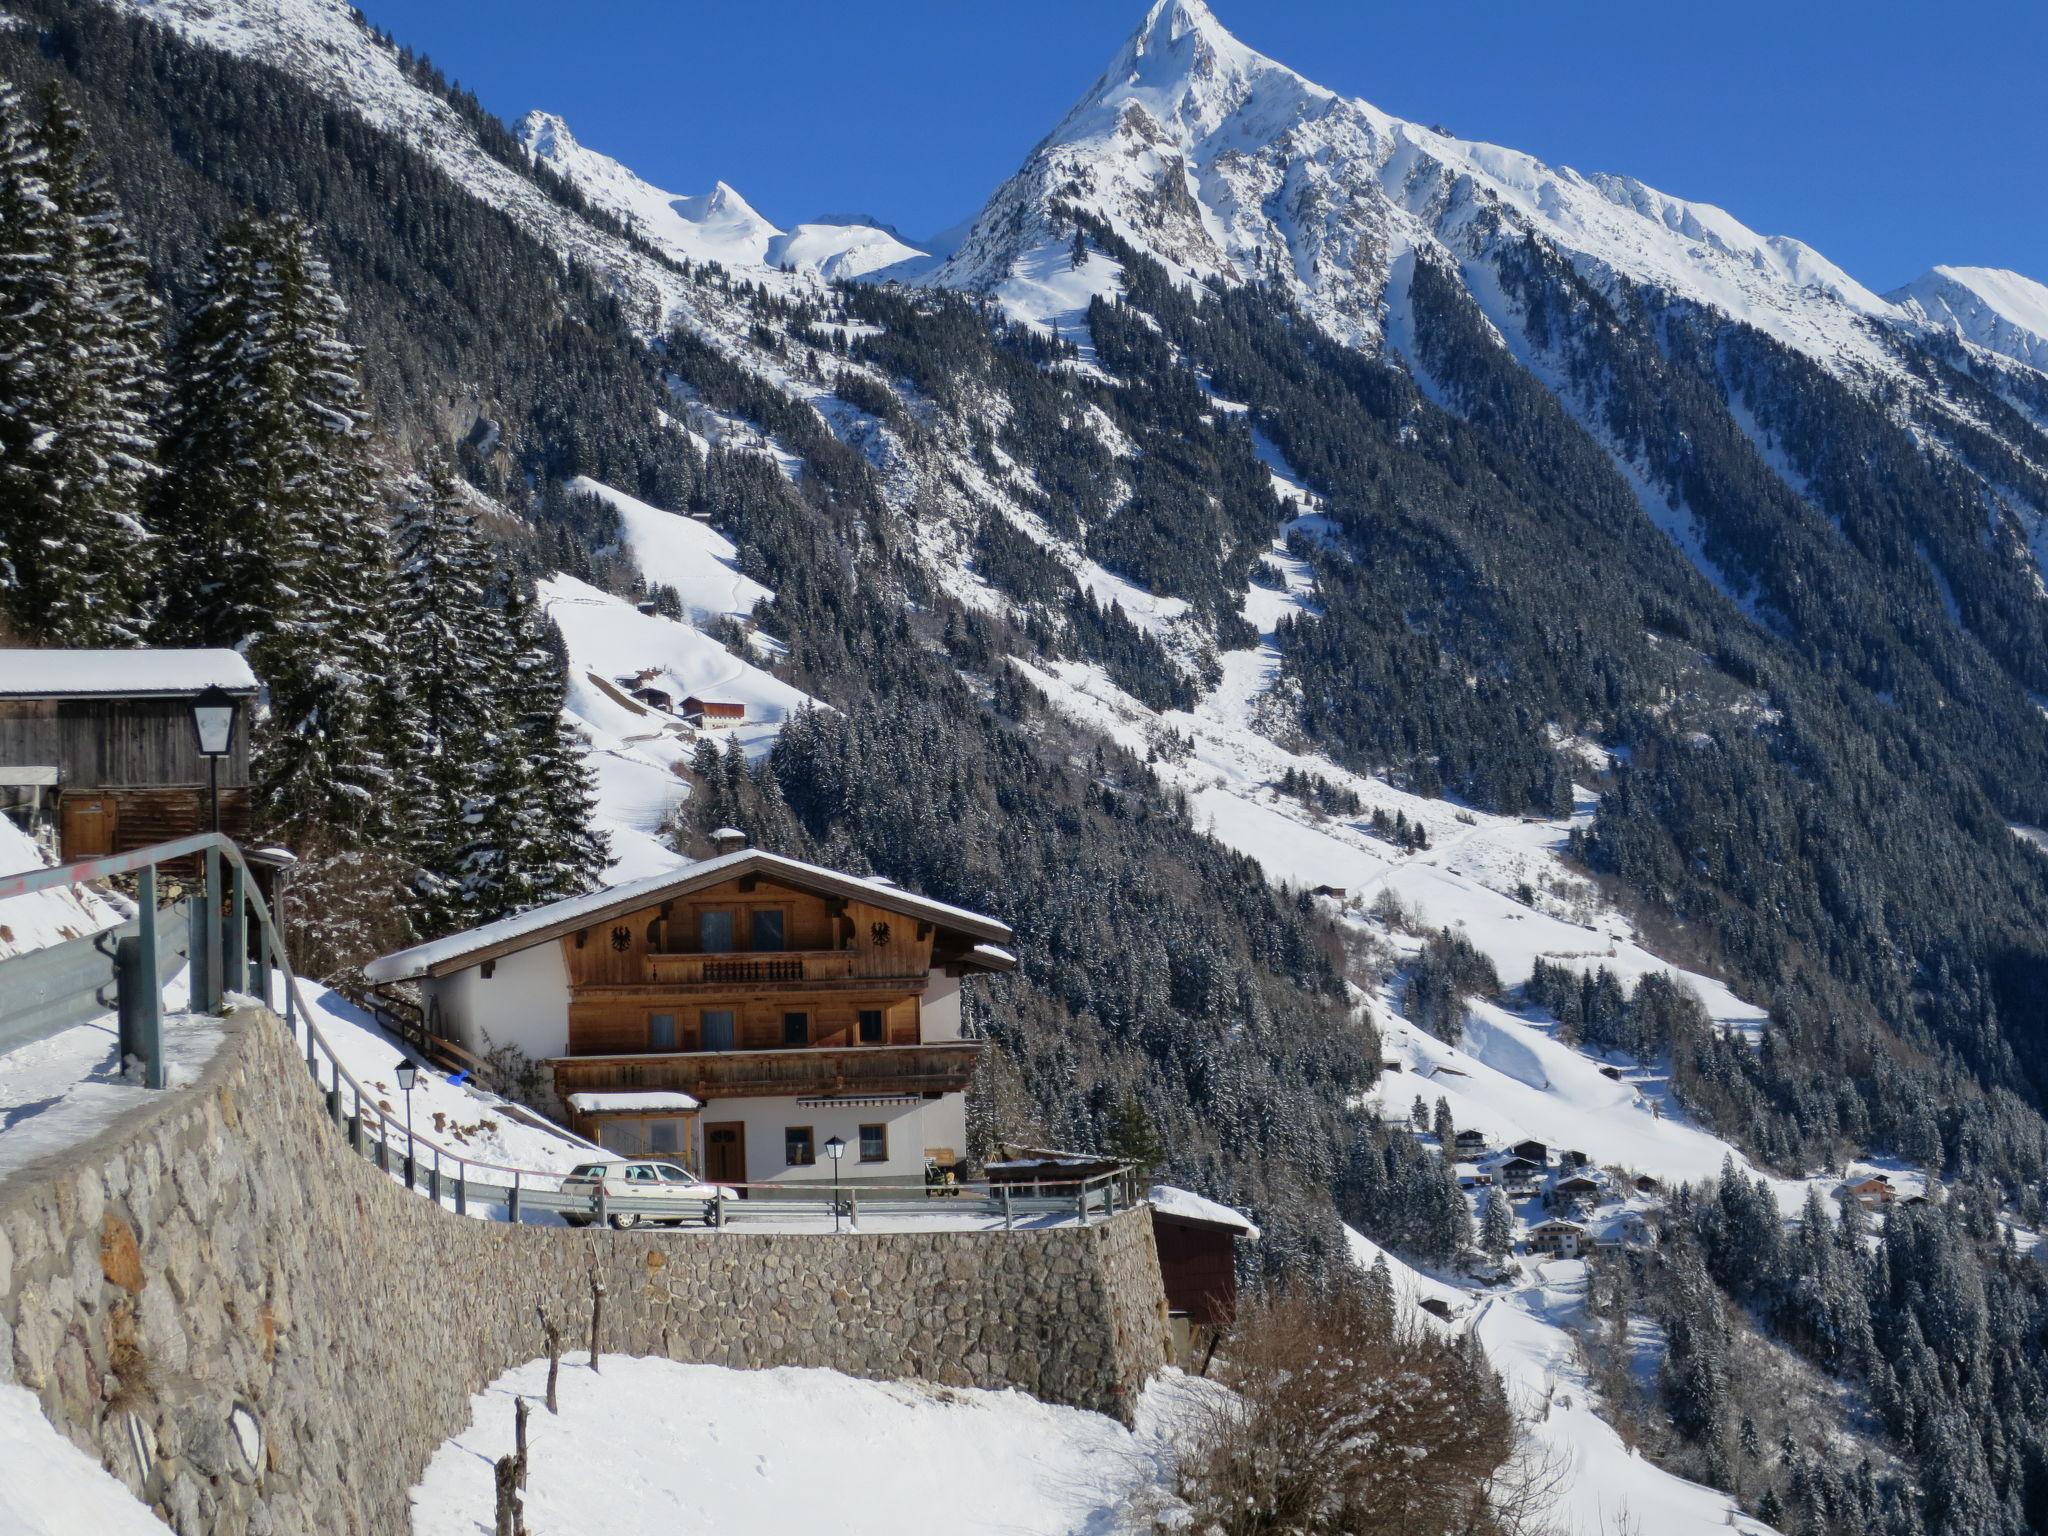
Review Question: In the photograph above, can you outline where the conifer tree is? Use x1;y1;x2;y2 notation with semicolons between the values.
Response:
0;82;158;644
1480;1186;1513;1260
500;590;609;905
153;216;398;972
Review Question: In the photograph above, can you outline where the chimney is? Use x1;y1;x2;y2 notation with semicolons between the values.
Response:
709;827;748;856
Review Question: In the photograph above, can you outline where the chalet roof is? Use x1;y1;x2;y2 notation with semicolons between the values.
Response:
0;648;259;699
363;849;1015;983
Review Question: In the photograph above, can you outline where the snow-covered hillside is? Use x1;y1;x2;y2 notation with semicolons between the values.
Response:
412;1356;1192;1536
518;113;925;281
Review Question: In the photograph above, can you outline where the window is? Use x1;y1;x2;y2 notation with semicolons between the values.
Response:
700;1009;735;1051
859;1124;888;1163
782;1011;810;1046
648;1012;677;1050
785;1126;815;1166
648;1120;679;1154
857;1008;885;1044
625;1164;657;1183
698;909;734;952
750;908;786;951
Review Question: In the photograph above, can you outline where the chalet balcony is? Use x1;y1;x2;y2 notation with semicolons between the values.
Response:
552;1041;982;1101
639;949;908;992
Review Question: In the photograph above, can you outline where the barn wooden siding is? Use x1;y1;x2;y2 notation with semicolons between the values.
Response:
0;698;252;789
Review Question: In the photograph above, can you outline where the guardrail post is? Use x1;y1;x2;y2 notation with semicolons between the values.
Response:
203;845;225;1013
1075;1187;1088;1224
849;1187;860;1229
431;1148;442;1205
1105;1177;1116;1218
349;1103;363;1155
223;859;246;997
117;864;167;1089
454;1159;466;1216
1001;1184;1013;1231
510;1169;522;1225
251;918;270;1008
595;1184;609;1228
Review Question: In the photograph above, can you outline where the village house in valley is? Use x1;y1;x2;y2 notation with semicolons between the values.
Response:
362;838;1015;1187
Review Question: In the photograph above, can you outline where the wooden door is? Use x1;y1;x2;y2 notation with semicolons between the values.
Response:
704;1122;747;1193
61;792;117;857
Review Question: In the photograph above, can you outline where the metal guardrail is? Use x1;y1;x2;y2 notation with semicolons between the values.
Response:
0;834;1145;1232
0;898;190;1055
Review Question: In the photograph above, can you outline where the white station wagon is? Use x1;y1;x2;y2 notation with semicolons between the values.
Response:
559;1160;733;1228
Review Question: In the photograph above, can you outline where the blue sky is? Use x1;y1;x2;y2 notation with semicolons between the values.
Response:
356;0;2045;290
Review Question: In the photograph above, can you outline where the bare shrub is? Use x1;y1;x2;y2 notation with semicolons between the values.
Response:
1171;1288;1513;1536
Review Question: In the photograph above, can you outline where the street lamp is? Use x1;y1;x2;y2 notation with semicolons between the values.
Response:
189;686;237;835
396;1057;419;1188
824;1135;847;1232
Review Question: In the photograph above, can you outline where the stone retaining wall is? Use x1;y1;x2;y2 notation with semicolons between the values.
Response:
0;1005;1170;1535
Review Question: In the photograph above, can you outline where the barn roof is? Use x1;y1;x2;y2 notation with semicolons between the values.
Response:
1149;1184;1261;1239
364;848;1015;983
0;648;259;699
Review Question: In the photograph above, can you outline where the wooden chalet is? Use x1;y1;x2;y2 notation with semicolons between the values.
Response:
0;649;258;859
364;845;1014;1188
1528;1218;1587;1258
1149;1184;1259;1364
1509;1138;1549;1164
681;696;746;727
1838;1173;1896;1210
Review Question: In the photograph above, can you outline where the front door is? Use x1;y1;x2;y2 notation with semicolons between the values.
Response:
61;792;117;857
704;1121;747;1193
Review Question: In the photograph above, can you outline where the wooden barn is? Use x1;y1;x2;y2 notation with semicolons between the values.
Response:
0;650;258;859
1149;1184;1259;1364
681;696;746;727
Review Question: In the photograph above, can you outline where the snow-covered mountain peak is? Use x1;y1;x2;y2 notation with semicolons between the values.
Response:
515;109;923;282
937;0;1926;379
1887;264;2048;373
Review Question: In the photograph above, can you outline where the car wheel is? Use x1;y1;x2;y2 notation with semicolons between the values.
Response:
609;1212;637;1230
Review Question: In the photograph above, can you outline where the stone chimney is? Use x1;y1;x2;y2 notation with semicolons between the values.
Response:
709;827;748;856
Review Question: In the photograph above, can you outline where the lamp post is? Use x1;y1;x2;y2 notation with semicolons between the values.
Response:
824;1135;847;1232
396;1057;419;1188
189;685;237;835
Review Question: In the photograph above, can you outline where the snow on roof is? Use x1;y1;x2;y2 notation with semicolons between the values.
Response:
567;1091;701;1114
968;943;1018;972
1149;1183;1260;1238
364;849;1013;982
0;648;258;698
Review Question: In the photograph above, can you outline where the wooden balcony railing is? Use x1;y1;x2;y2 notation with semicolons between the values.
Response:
552;1041;982;1101
643;949;868;987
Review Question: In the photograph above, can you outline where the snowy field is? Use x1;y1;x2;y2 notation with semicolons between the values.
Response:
411;1356;1192;1536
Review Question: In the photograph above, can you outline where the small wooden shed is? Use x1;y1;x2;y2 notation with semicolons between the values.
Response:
1150;1184;1259;1335
0;650;259;858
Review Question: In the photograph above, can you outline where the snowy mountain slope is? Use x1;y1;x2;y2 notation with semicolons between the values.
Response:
565;475;771;628
102;0;690;326
538;569;812;880
1888;264;2048;374
518;112;926;281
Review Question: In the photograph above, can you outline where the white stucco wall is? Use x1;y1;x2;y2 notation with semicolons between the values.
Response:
921;970;963;1041
422;942;572;1060
695;1093;968;1186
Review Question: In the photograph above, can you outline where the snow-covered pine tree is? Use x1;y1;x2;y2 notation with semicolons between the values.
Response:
0;81;158;644
154;216;399;973
1480;1186;1513;1260
499;588;608;905
387;460;511;933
